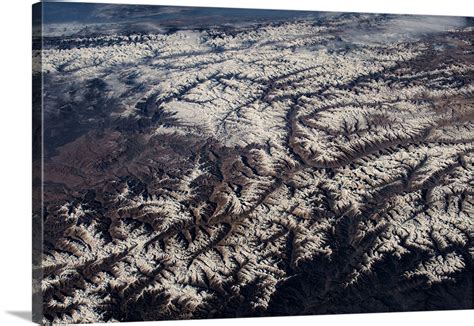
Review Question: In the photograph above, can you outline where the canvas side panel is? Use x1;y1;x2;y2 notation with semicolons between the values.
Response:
32;2;43;324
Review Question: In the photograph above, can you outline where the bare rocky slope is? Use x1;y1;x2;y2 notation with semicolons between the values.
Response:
34;10;473;323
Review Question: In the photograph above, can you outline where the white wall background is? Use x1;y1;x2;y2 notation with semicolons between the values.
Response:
0;0;472;325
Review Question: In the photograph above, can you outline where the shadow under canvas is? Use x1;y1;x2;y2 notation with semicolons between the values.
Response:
6;310;32;322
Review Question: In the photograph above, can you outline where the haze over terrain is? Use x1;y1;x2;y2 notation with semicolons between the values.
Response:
33;3;473;324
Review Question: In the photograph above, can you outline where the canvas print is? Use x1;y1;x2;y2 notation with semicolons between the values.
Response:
32;2;473;324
